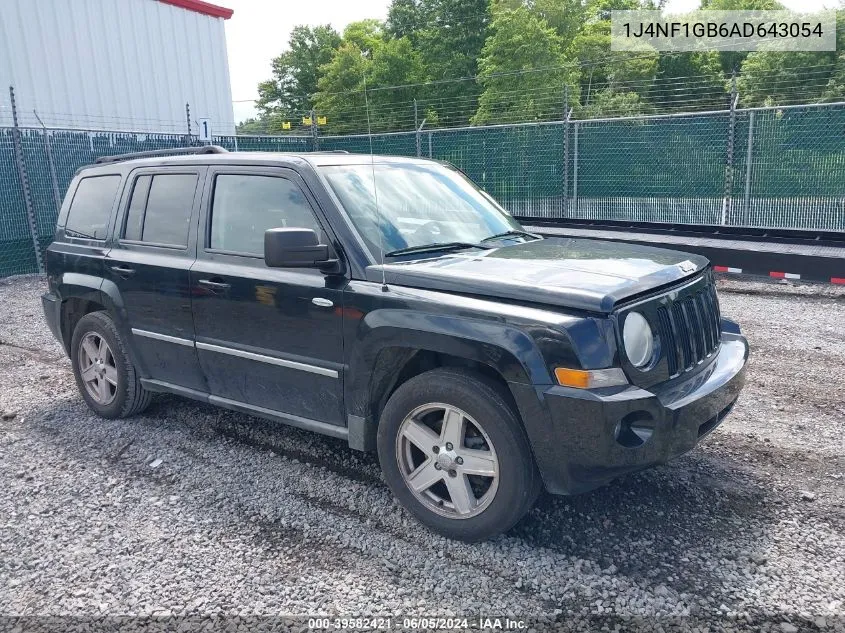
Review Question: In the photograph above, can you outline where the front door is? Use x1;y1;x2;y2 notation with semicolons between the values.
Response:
190;167;346;425
105;167;207;393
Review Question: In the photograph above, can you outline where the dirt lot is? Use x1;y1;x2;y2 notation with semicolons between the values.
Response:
0;275;843;632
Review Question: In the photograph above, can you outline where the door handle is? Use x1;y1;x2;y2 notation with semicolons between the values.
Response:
110;264;136;277
198;278;231;292
312;297;334;308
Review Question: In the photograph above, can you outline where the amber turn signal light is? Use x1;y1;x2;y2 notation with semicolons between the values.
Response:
554;367;628;389
554;368;591;388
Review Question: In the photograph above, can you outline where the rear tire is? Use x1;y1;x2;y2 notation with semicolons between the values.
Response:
70;311;152;419
377;368;541;542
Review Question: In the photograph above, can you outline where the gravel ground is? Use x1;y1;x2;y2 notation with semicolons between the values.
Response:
0;274;843;632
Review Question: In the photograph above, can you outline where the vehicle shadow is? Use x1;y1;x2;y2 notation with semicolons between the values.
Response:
512;449;775;597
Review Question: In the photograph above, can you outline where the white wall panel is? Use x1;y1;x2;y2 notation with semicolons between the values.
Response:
0;0;235;134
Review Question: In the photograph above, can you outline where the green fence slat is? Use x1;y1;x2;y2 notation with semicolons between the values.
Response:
0;129;38;275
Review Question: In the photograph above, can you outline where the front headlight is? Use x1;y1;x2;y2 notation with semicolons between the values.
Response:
623;312;654;368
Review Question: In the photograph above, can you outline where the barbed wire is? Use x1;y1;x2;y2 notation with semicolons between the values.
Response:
2;56;839;136
236;56;836;129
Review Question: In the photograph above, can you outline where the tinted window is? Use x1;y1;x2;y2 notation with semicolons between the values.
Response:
65;175;121;240
123;175;151;241
137;174;198;246
210;174;322;255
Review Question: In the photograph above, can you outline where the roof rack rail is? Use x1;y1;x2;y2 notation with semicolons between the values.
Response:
312;149;349;154
95;145;228;164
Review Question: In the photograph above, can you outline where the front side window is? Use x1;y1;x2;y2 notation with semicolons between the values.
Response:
320;162;523;257
122;173;198;247
65;175;121;240
209;174;323;256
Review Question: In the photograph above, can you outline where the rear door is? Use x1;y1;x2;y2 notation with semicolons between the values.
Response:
105;167;207;393
190;166;346;426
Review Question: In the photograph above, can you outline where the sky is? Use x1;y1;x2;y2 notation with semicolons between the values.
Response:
224;0;391;123
222;0;836;124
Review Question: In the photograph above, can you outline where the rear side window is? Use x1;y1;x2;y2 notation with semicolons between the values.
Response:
209;174;323;256
123;174;198;247
65;175;121;240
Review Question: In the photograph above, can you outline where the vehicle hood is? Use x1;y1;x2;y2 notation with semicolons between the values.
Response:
367;237;709;313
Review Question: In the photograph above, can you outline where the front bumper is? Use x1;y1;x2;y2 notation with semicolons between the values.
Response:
513;332;749;495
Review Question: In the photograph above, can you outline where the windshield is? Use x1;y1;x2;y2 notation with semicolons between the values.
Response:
320;162;525;258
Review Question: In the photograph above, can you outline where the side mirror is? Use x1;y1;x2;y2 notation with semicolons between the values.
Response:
264;228;331;269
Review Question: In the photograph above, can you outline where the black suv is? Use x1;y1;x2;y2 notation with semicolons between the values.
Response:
42;146;748;541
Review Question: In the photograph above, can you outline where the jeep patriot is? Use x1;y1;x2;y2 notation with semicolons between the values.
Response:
42;146;748;541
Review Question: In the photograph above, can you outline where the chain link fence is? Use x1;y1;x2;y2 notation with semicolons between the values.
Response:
1;101;844;277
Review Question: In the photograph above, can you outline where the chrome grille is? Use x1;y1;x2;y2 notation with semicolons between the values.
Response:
657;281;721;376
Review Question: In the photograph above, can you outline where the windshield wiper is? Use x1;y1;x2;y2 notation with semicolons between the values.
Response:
385;242;493;257
481;229;542;243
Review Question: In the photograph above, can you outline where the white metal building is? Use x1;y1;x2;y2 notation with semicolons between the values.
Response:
0;0;236;135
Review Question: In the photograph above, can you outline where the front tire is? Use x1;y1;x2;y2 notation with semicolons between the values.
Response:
70;311;152;418
377;368;541;541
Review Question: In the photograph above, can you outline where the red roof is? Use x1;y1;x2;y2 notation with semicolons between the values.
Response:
157;0;233;19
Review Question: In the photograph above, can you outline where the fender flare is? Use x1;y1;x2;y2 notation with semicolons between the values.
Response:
55;274;140;367
345;308;556;424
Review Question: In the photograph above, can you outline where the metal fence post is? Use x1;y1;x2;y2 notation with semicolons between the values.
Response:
185;103;192;145
414;99;420;157
428;131;432;158
572;122;579;215
310;109;319;151
743;110;755;224
563;106;571;217
33;109;62;218
721;71;738;226
9;86;44;273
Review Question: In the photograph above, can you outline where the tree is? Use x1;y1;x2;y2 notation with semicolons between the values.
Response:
737;51;839;106
414;0;492;126
246;0;841;135
650;52;726;112
313;42;370;134
314;33;425;133
735;8;842;107
533;0;591;44
699;0;786;75
255;25;341;130
343;19;385;55
236;117;270;135
578;89;649;117
386;0;428;42
473;6;578;124
821;11;845;102
822;52;845;102
369;37;427;129
569;21;658;113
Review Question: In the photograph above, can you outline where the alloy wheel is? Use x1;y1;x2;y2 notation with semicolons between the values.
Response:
78;332;118;405
395;403;500;519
